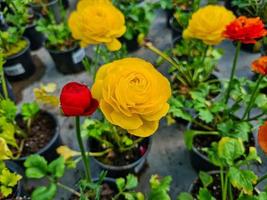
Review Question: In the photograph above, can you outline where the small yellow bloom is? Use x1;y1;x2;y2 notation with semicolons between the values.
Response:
92;58;171;137
57;146;80;161
0;138;12;160
183;5;236;45
34;83;59;107
68;0;126;51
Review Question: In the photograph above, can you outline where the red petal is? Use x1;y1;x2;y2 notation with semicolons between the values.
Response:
258;122;267;154
82;98;99;116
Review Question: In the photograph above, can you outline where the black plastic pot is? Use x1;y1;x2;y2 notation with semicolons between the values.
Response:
30;0;61;23
4;38;35;81
89;137;152;178
23;15;45;51
0;77;15;101
14;111;61;167
47;44;86;74
165;9;174;28
120;35;140;52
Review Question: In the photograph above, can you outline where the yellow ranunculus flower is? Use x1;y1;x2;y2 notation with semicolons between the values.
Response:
57;146;80;161
183;5;236;45
0;138;12;160
68;0;126;51
92;58;171;137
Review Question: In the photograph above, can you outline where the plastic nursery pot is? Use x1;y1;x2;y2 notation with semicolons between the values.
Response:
89;137;152;178
188;171;260;199
165;9;175;28
70;177;118;200
120;35;140;52
30;0;61;23
3;161;23;199
4;38;36;81
187;122;255;172
13;111;62;167
23;14;45;51
0;77;16;102
47;44;86;74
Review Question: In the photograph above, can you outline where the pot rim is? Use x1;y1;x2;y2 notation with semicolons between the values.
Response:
90;136;152;171
46;41;79;54
15;110;60;161
30;0;58;8
6;37;30;60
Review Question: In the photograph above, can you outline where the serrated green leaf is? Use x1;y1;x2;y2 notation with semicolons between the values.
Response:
125;174;138;190
24;155;48;179
0;168;21;187
228;167;258;195
218;137;245;166
116;178;125;192
177;192;193;200
31;183;57;200
246;147;262;164
199;171;213;188
48;157;65;178
198;188;215;200
198;109;213;124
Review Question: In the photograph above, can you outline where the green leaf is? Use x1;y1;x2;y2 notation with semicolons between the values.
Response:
124;192;136;200
31;183;57;200
125;174;138;190
48;157;65;178
0;185;12;197
228;167;258;195
0;168;21;187
199;171;213;188
184;130;197;150
116;177;125;192
0;99;17;122
198;109;213;124
218;137;245;166
198;188;215;200
177;192;194;200
217;120;234;135
234;122;251;142
21;102;40;121
148;175;172;200
24;155;48;179
246;147;262;164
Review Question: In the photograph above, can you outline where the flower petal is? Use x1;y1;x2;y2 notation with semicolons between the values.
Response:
106;39;122;51
128;120;159;137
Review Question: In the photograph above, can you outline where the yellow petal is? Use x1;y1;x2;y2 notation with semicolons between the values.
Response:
142;103;169;121
106;39;122;51
110;110;143;130
57;146;80;161
100;100;115;124
91;80;104;100
128;120;159;137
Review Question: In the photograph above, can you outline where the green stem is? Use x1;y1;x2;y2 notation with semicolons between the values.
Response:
256;173;267;185
57;182;81;197
75;116;91;183
201;45;209;64
228;183;233;200
120;137;145;153
144;42;188;86
224;41;241;104
220;169;225;200
93;45;101;82
242;75;264;120
223;174;228;200
191;119;215;131
88;148;112;157
0;71;8;99
247;112;265;121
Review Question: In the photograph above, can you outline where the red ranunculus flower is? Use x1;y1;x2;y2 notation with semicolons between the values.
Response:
60;82;98;116
258;121;267;154
224;16;267;44
252;56;267;75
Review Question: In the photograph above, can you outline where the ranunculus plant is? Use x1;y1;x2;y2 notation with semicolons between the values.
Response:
178;137;264;200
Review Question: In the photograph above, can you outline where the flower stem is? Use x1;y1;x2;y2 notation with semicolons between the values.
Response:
201;45;209;64
57;182;81;197
256;173;267;185
144;41;188;86
75;116;92;183
224;41;241;104
0;67;8;99
220;169;224;200
93;45;101;82
242;75;264;120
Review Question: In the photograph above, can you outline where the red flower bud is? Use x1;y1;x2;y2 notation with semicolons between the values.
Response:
60;82;98;116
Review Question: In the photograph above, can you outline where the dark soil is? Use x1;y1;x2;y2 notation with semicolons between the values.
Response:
14;111;56;157
191;172;241;199
89;137;149;166
70;183;117;200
